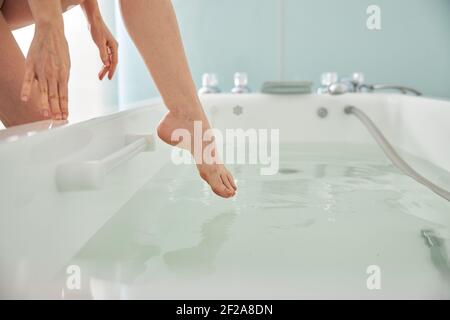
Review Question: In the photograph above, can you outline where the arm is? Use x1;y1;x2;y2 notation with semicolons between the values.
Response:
81;0;118;80
21;0;70;120
80;0;101;23
28;0;64;26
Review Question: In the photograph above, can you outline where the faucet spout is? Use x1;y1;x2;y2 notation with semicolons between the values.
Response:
360;84;422;96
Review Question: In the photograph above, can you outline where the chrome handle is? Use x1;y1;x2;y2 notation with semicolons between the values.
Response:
360;84;422;96
231;72;251;94
198;73;221;94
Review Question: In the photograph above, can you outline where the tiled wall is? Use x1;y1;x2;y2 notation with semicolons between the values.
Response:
116;0;450;106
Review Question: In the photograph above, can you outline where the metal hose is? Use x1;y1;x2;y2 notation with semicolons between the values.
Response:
344;106;450;202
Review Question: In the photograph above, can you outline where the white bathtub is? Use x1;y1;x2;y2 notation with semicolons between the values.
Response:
0;93;449;299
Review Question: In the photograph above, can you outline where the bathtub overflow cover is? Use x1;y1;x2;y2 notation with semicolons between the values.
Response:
317;107;328;118
233;105;243;116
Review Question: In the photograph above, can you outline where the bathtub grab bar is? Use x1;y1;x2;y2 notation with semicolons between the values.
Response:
55;134;154;191
344;106;450;202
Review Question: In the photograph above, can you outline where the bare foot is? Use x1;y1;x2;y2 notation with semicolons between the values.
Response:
157;111;237;198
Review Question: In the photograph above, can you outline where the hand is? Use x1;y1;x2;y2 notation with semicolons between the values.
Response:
89;18;118;80
21;22;71;120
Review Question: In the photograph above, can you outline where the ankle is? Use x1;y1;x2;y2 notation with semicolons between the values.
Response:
165;97;204;117
168;107;205;121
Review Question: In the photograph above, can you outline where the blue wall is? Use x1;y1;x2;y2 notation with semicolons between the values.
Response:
116;0;450;106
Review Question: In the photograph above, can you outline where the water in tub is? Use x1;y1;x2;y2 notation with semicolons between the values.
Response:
57;143;450;299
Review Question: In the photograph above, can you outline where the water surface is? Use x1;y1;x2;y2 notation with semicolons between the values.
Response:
62;143;450;299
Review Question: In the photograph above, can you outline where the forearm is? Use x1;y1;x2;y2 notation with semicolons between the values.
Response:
81;0;103;26
27;0;64;27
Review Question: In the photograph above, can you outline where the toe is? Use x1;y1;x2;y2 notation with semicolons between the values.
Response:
198;166;236;198
226;172;237;191
212;175;234;198
220;173;234;193
212;185;233;198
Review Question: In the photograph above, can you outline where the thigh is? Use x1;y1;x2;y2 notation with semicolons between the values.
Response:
0;12;44;127
1;0;85;30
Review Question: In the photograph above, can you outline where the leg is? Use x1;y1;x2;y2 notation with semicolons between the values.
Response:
0;0;85;127
0;11;44;127
119;0;237;198
2;0;85;30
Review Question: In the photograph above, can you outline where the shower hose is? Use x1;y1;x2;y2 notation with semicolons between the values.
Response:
344;106;450;202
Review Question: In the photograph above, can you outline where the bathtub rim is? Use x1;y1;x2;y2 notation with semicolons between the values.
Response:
0;93;449;146
0;97;163;145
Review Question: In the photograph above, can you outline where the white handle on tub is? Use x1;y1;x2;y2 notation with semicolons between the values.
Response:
56;134;154;191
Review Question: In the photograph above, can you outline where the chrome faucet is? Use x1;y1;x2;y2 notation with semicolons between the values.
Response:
198;73;221;94
359;84;422;96
231;72;251;94
326;72;365;95
317;72;339;94
320;72;422;96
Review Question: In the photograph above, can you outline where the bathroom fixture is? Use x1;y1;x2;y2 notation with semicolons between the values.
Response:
231;73;251;94
323;72;366;95
358;84;422;96
421;229;450;276
344;105;449;201
317;72;339;94
262;81;312;94
233;105;244;115
198;73;221;94
56;134;154;191
320;72;422;96
317;107;328;118
422;229;443;248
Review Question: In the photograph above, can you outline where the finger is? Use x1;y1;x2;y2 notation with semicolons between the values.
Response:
58;80;69;120
21;67;35;102
107;42;118;80
227;173;237;191
98;65;109;80
48;80;62;120
107;60;116;80
38;80;51;119
99;43;110;67
52;120;68;128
